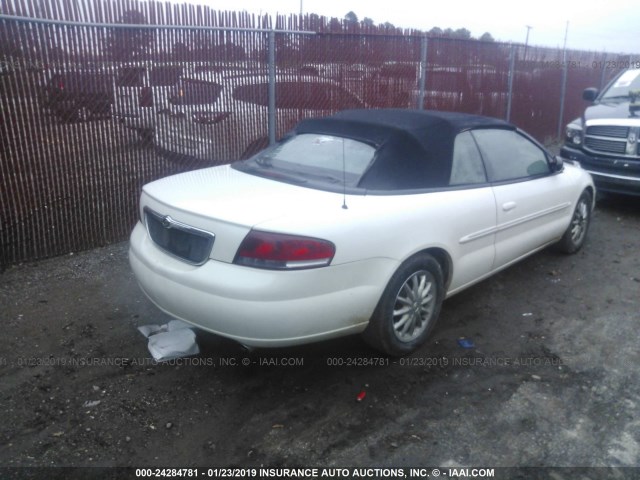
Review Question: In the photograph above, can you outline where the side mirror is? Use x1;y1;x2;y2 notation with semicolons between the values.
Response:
583;88;598;102
550;155;564;172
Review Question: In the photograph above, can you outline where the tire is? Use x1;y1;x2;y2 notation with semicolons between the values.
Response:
363;253;444;356
556;189;592;254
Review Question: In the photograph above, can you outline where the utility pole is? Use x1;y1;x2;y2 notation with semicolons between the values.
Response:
557;21;570;140
562;21;569;51
524;25;532;60
300;0;303;15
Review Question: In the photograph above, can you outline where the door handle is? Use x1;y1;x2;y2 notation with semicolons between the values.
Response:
502;201;517;212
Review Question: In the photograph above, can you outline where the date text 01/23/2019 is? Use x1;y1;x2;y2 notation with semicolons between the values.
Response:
540;60;640;70
133;467;496;478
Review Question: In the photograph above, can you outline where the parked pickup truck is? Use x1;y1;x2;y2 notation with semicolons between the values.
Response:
561;68;640;196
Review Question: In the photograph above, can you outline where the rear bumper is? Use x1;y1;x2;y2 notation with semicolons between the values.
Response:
129;221;396;347
560;145;640;196
154;128;212;162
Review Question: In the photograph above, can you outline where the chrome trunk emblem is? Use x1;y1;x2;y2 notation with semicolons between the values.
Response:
161;215;174;229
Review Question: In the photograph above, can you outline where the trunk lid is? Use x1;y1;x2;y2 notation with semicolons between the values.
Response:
140;165;342;263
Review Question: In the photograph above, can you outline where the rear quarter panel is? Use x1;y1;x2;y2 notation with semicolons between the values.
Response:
253;186;498;293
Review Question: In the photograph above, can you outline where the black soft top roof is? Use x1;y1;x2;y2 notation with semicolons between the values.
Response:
295;109;515;190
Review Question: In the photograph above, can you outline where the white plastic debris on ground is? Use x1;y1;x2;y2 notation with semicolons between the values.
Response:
137;320;200;361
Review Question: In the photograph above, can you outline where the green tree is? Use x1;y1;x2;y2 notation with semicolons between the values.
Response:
345;11;358;23
453;28;471;39
479;32;494;42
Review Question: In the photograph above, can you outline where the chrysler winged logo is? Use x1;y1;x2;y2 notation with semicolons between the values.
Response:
161;215;174;229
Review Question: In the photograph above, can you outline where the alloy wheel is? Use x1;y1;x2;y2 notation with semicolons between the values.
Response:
570;197;589;245
392;270;436;342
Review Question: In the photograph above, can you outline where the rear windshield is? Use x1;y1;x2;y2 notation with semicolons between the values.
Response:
234;133;376;188
169;79;223;105
602;69;640;100
51;73;113;92
116;66;183;88
116;67;145;87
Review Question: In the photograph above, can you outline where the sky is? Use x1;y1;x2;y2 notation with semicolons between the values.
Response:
184;0;640;54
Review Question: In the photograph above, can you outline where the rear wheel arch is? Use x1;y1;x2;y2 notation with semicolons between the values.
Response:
363;249;450;356
390;247;453;292
386;248;452;290
419;247;452;291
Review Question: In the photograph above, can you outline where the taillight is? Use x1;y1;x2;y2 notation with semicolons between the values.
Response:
139;87;153;107
191;111;230;125
234;231;335;270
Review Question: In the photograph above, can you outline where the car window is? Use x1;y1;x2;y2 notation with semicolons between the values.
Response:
90;74;114;93
116;67;145;87
54;73;112;92
233;82;269;106
471;129;550;182
170;79;223;105
450;131;487;185
149;66;183;87
233;82;363;110
277;83;363;110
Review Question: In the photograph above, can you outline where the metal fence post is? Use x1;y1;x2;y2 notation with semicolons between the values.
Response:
268;29;276;146
599;52;607;90
557;47;568;140
417;36;428;110
506;44;515;122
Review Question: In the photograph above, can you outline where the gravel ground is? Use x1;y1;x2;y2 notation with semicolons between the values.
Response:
0;193;639;480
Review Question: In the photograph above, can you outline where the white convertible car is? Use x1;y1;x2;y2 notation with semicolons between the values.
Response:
129;109;595;355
